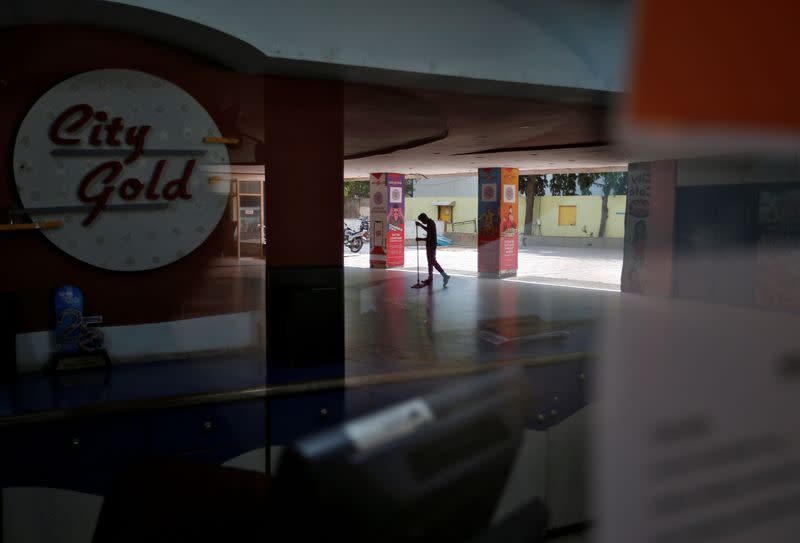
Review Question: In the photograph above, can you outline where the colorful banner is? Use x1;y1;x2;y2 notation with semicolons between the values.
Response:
478;168;500;275
386;173;406;268
500;169;519;273
478;168;518;277
370;173;405;268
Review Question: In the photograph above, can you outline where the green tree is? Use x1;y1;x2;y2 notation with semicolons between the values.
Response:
343;180;370;199
405;178;415;197
575;172;627;237
519;174;548;236
550;173;579;196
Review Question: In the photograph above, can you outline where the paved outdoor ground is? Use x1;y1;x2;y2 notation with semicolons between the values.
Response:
344;243;623;290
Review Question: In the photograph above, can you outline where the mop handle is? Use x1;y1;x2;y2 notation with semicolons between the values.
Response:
415;223;420;283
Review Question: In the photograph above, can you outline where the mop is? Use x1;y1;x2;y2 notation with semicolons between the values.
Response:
411;223;427;289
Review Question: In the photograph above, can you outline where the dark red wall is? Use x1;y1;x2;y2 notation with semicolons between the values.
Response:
264;80;343;268
1;25;342;333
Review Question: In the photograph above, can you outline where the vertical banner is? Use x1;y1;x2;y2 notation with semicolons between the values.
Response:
478;167;518;277
386;173;406;268
621;163;651;293
370;173;405;268
369;173;387;268
478;168;500;276
500;168;519;274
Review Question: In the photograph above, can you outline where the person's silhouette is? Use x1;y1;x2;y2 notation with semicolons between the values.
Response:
416;213;450;287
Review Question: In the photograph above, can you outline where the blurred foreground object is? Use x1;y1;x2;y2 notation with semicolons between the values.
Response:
622;0;800;155
597;295;800;543
274;367;546;542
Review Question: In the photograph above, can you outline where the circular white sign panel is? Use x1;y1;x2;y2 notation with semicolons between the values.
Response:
13;69;231;271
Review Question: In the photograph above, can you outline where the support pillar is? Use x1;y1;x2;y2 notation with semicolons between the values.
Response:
264;78;344;382
477;168;519;278
621;161;676;296
369;173;405;269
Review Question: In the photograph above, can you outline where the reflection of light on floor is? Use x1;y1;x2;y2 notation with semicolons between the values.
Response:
392;268;475;279
505;278;620;292
345;246;622;289
385;268;619;292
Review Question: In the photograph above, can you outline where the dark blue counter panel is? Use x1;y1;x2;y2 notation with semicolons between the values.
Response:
1;414;148;493
269;390;345;446
0;352;266;418
149;401;266;456
0;352;591;495
0;400;267;495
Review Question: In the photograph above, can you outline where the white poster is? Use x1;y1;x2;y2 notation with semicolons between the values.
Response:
598;295;800;543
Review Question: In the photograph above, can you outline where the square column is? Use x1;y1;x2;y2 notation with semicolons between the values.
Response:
369;172;405;268
622;161;676;295
478;168;519;278
264;78;344;382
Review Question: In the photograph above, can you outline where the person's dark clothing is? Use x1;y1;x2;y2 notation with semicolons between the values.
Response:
418;218;446;282
426;246;445;280
418;218;438;250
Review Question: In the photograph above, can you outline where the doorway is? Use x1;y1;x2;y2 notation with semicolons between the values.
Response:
236;178;265;258
436;203;454;231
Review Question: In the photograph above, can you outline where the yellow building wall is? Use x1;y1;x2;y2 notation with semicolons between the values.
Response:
605;195;627;238
404;194;625;238
533;195;627;238
538;196;597;237
405;196;528;233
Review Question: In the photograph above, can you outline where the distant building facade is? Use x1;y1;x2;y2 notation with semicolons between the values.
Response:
405;173;627;239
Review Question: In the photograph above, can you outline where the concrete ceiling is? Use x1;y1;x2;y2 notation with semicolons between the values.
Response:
3;1;630;177
343;85;628;177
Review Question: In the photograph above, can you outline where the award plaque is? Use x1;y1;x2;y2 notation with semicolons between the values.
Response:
51;286;110;373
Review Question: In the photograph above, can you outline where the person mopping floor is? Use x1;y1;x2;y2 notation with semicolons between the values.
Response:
415;213;450;288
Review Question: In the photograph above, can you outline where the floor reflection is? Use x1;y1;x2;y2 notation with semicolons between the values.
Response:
344;267;615;376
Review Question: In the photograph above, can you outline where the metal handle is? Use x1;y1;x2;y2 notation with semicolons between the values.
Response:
203;421;213;431
71;437;80;447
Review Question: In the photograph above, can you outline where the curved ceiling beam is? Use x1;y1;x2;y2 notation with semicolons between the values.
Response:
107;0;628;92
345;129;449;161
454;141;610;156
2;0;626;106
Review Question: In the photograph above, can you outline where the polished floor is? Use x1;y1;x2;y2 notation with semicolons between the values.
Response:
345;244;623;290
197;254;618;379
344;266;618;376
549;531;591;543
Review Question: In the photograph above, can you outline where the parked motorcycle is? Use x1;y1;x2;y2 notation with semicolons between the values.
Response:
344;221;365;252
